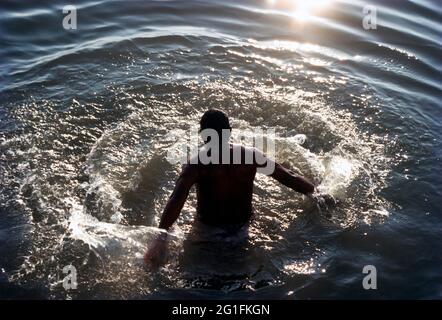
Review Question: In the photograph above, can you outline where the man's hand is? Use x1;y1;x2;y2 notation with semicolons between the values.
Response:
308;191;337;217
144;235;168;268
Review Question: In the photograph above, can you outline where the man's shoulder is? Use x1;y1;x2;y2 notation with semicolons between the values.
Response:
179;161;199;179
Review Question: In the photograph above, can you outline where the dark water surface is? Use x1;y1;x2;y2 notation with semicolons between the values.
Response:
0;0;441;299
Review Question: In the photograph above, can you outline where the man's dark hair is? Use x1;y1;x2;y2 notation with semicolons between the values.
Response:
199;109;231;134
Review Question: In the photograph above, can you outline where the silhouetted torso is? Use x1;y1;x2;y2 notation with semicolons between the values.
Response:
194;144;257;227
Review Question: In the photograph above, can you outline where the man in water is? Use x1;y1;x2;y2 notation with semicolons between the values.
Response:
144;109;334;266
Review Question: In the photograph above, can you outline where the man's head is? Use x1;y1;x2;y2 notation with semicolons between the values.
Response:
199;109;231;142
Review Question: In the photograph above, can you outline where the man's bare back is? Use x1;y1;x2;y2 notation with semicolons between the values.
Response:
195;146;256;227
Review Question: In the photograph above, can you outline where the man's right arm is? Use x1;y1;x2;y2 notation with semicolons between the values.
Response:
252;147;315;195
270;162;315;195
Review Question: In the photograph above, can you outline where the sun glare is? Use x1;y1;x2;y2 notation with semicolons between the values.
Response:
267;0;332;22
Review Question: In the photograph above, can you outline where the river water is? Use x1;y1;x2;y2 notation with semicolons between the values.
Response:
0;0;441;299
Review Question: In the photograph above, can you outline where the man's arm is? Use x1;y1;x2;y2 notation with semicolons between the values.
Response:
253;147;315;194
144;164;197;267
253;148;336;212
270;162;315;195
158;164;197;230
